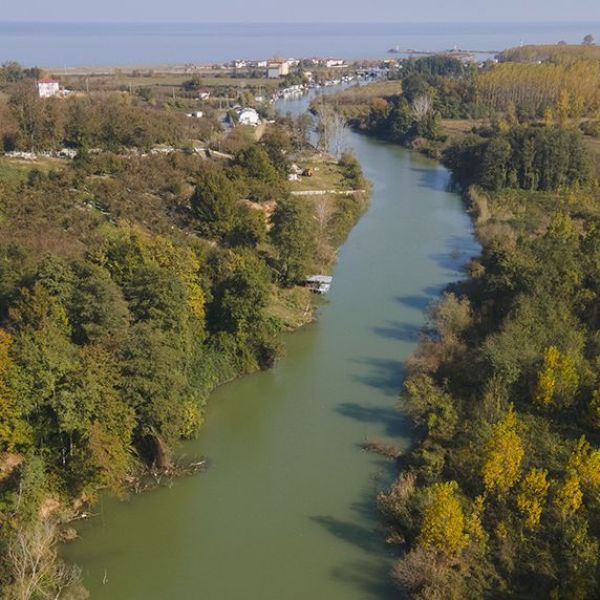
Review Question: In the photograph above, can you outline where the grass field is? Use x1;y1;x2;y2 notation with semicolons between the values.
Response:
325;80;403;104
289;154;347;192
61;72;278;92
0;157;65;182
440;119;484;138
583;135;600;177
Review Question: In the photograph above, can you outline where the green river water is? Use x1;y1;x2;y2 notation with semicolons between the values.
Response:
63;90;479;599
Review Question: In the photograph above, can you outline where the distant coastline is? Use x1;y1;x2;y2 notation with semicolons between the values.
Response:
0;21;599;67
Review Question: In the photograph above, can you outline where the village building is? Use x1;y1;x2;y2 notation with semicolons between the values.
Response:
267;61;289;79
238;107;261;126
37;80;60;98
325;59;346;68
198;89;211;100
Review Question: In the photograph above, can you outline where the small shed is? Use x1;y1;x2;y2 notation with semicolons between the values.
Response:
305;275;333;294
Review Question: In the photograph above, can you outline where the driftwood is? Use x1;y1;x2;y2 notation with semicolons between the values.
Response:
360;439;403;460
132;458;208;494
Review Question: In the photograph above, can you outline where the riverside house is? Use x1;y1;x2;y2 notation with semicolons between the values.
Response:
37;79;60;98
267;61;289;78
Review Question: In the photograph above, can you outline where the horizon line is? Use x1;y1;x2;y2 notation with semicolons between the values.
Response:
1;19;600;25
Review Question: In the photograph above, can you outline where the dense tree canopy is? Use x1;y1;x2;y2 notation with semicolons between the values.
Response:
444;125;592;191
0;90;368;596
379;179;600;597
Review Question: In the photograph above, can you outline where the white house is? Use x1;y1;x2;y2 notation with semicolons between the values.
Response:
238;108;261;127
325;59;346;68
267;61;289;79
198;89;211;100
37;80;60;98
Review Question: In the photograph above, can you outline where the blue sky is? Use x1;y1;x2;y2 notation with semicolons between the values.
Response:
3;0;600;23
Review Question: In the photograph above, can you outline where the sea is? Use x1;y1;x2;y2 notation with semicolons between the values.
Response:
0;22;599;68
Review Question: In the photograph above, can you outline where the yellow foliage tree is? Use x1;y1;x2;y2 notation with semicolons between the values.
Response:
557;89;571;126
465;495;488;547
516;468;550;529
543;106;555;127
535;346;579;408
0;329;31;452
554;471;583;519
482;405;524;496
558;353;580;404
535;346;559;406
478;61;600;118
418;481;468;554
589;390;600;430
568;436;600;493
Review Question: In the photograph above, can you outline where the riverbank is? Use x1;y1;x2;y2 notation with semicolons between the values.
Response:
0;74;378;597
356;99;600;600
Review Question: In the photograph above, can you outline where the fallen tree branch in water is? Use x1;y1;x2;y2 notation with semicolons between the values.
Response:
360;439;403;459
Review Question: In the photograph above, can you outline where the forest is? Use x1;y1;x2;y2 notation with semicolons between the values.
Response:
0;77;367;598
327;50;600;165
351;49;600;598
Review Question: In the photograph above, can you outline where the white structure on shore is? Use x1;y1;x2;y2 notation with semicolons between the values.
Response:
238;107;261;126
37;80;60;98
267;61;289;79
325;59;346;68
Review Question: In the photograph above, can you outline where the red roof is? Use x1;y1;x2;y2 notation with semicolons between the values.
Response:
38;79;59;84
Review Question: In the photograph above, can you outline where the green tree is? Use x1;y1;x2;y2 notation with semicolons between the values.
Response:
191;168;238;238
270;197;317;284
235;145;284;201
120;322;190;459
70;262;130;345
124;265;187;334
480;136;512;191
228;205;267;248
0;330;31;452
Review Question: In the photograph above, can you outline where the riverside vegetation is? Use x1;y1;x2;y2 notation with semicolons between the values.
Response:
326;49;600;597
0;65;368;599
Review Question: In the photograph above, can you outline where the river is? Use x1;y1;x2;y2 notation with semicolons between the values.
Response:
62;89;479;599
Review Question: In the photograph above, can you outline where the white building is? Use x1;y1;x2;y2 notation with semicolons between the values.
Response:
238;107;261;127
37;80;60;98
267;61;289;79
325;59;346;68
198;89;211;100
